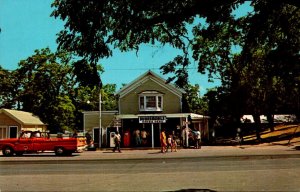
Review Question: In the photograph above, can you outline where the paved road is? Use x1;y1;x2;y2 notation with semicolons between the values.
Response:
1;145;300;162
1;145;300;191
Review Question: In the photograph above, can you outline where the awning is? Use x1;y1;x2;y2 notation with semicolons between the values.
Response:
116;113;209;120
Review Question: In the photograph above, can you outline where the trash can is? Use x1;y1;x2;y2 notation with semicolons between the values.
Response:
110;132;116;148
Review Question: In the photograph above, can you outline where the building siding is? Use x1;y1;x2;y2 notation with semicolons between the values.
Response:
0;113;21;127
84;112;116;133
120;79;182;114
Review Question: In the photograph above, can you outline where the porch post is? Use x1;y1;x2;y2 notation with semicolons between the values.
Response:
185;117;189;147
151;123;154;148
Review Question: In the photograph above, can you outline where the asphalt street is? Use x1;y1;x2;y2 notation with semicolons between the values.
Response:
1;145;300;192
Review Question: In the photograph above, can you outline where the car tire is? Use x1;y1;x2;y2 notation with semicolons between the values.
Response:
2;146;14;157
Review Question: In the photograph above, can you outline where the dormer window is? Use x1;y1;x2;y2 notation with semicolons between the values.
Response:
139;91;163;112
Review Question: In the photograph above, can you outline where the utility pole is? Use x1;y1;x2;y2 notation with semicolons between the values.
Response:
99;90;102;148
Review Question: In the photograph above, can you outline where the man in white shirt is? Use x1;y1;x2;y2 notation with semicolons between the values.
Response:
113;131;121;153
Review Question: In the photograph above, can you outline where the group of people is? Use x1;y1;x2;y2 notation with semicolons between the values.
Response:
181;127;202;149
85;127;201;153
160;128;202;152
160;129;178;153
133;128;149;146
193;130;201;149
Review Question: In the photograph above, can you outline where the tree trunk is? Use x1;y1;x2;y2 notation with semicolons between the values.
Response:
266;114;275;132
252;114;261;141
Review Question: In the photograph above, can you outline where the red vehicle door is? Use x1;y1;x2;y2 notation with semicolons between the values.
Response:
33;138;47;151
32;131;53;151
15;132;33;152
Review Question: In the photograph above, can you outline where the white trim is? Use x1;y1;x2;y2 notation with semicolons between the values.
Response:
139;93;164;112
116;70;185;99
118;97;121;114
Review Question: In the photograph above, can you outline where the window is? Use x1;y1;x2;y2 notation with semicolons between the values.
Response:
140;97;144;110
0;126;7;139
146;96;156;108
139;91;163;112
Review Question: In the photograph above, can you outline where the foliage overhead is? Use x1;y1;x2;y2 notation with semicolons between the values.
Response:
51;0;300;138
51;0;298;78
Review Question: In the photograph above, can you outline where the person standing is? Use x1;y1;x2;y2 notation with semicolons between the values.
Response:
85;132;92;145
171;131;178;152
194;130;201;149
166;134;172;152
141;129;148;146
113;131;121;153
160;129;167;153
133;129;141;146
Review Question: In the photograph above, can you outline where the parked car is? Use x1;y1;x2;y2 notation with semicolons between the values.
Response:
0;131;87;156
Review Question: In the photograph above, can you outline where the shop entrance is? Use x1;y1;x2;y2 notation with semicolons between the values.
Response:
138;116;167;148
142;123;161;147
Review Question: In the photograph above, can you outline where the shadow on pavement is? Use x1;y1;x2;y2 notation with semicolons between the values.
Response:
148;151;164;154
294;146;300;150
103;152;118;153
167;189;217;192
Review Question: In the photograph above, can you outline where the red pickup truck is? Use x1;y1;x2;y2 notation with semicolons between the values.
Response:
0;131;87;156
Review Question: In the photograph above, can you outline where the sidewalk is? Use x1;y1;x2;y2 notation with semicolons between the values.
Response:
1;144;300;162
94;144;300;159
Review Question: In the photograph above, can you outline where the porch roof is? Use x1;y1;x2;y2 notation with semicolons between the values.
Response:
116;113;209;120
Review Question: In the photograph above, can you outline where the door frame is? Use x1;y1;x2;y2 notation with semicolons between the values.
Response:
9;126;18;138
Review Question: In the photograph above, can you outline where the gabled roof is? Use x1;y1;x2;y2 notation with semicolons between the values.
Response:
0;108;46;125
116;70;185;98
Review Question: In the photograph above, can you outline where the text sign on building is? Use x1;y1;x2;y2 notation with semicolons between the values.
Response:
113;118;122;127
139;116;167;124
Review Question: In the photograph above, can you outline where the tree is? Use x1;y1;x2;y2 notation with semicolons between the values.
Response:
51;0;299;89
1;47;117;133
240;1;300;136
52;1;300;140
12;48;75;132
0;67;17;108
182;84;208;114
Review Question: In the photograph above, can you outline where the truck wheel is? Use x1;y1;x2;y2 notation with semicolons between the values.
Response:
2;146;14;157
55;147;65;156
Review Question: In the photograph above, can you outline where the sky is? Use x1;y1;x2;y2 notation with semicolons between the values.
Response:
0;0;252;95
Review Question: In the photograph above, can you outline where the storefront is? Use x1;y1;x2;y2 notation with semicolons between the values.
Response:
116;113;209;148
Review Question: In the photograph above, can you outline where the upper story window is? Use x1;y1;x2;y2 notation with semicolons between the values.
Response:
139;91;163;112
